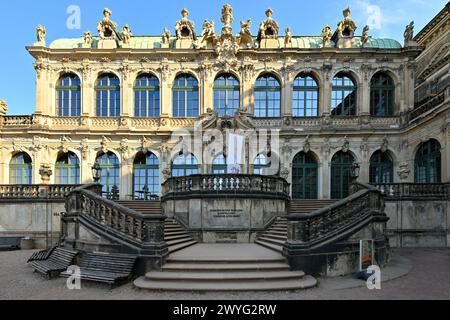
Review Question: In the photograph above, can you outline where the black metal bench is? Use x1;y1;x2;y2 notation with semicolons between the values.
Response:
0;237;23;251
27;246;57;263
30;247;78;279
60;252;137;286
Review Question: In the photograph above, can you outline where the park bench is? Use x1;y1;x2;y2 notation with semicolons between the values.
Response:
27;246;57;263
60;252;137;287
0;237;23;251
30;247;78;279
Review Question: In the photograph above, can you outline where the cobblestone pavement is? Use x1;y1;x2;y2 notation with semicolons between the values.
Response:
0;248;449;300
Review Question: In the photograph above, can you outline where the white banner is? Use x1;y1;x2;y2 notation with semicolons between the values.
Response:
227;132;245;174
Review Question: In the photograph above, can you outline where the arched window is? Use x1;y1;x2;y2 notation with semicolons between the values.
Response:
370;151;394;184
293;74;319;117
331;151;355;199
96;152;120;197
371;73;395;116
332;73;357;116
212;154;227;174
56;74;81;116
10;153;32;184
415;140;441;183
253;153;280;176
96;74;121;117
171;153;199;177
133;152;160;199
214;74;240;116
134;74;160;117
173;75;199;118
55;152;80;185
292;152;319;199
254;74;281;118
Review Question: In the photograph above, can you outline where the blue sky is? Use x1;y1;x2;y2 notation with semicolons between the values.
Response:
0;0;446;115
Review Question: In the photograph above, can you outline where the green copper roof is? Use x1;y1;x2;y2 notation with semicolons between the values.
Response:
49;36;402;50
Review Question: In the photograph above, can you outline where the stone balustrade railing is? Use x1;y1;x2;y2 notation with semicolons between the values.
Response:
0;184;79;200
162;174;290;199
286;182;385;245
409;88;447;123
2;115;34;126
66;183;166;245
373;183;450;199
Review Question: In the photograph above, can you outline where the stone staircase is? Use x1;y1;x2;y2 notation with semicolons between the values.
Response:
134;244;317;291
256;200;337;253
116;201;197;254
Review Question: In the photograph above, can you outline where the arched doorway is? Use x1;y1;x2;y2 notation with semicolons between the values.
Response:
133;152;160;199
331;151;355;199
292;151;318;199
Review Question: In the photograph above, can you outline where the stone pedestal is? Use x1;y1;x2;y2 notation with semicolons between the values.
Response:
97;39;118;49
259;39;280;49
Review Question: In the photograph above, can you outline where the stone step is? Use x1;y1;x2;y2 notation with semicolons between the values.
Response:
258;237;286;246
168;240;198;254
255;240;283;254
165;234;191;241
166;237;196;247
145;270;306;281
134;275;317;292
265;230;287;236
261;233;287;241
162;262;290;272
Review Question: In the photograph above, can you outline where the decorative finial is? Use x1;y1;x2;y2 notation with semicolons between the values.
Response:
0;99;8;116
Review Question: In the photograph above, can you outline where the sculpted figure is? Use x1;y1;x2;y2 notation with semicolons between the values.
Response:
0;99;8;116
162;28;171;45
258;8;279;40
202;108;219;129
121;24;132;45
321;24;332;46
361;25;370;46
337;7;357;38
238;19;253;47
234;106;254;129
83;31;93;46
198;19;216;47
404;21;414;43
284;27;292;46
36;25;46;45
97;8;119;39
175;8;196;40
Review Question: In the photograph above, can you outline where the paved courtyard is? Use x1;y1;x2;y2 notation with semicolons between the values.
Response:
0;248;449;300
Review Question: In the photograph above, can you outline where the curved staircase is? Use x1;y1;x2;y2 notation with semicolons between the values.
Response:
256;200;336;253
134;244;317;291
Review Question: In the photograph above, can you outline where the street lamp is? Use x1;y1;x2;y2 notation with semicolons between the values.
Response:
351;162;360;181
91;162;102;183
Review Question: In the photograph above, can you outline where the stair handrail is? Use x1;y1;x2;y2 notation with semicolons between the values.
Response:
287;182;385;246
66;183;166;244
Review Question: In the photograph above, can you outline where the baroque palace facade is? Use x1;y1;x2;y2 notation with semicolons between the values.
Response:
0;5;448;206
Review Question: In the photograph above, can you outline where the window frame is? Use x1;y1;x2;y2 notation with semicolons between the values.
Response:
95;74;121;117
370;73;395;117
331;74;357;117
213;74;240;117
133;152;160;198
55;152;80;185
254;74;281;118
292;75;319;117
134;74;160;117
56;74;81;117
172;75;199;118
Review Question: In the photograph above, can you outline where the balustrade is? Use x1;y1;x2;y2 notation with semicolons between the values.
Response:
373;183;450;199
0;184;79;199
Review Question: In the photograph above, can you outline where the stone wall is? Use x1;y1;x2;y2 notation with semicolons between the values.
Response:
385;199;450;247
0;201;65;248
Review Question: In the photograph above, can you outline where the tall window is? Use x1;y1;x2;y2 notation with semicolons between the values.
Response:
133;152;160;198
254;74;281;118
10;153;32;184
96;74;121;117
96;152;120;197
331;151;355;199
371;73;395;116
173;75;199;118
370;151;394;184
212;154;227;174
56;74;81;116
415;140;441;183
293;75;319;117
134;74;160;117
171;153;199;177
332;73;357;116
55;152;80;185
214;74;240;116
292;152;319;200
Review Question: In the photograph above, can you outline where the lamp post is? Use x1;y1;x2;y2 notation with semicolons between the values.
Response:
91;162;102;183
